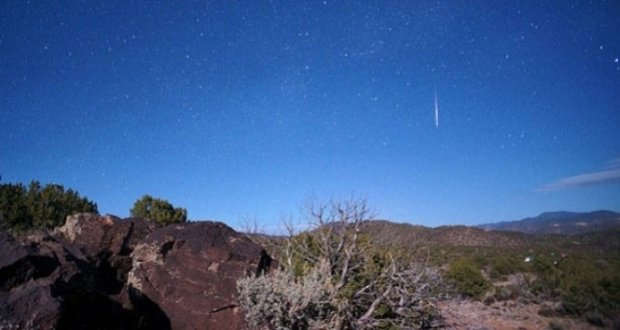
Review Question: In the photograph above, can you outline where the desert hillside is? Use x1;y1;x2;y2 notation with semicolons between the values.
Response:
478;210;620;235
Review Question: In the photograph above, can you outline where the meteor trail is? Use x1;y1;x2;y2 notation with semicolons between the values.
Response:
434;90;439;128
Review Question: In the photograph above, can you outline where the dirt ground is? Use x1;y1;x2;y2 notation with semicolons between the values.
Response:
437;299;606;330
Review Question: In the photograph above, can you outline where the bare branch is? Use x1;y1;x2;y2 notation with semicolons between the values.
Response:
237;198;443;330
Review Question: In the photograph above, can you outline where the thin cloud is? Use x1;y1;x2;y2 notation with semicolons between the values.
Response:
606;158;620;169
538;160;620;191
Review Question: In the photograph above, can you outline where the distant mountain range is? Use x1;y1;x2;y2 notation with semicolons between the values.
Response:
252;211;620;252
355;211;620;251
359;220;530;248
477;210;620;235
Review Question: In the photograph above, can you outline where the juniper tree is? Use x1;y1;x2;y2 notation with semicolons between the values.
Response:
0;181;97;234
130;194;187;225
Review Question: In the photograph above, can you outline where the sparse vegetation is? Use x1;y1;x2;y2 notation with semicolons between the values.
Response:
488;254;525;280
237;199;443;329
446;257;488;298
242;207;620;328
0;181;98;235
130;194;187;225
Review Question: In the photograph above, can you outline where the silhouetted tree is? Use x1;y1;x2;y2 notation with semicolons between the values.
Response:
130;195;187;225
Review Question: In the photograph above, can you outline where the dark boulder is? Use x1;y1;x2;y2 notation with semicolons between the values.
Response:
54;213;159;259
1;214;273;330
0;230;57;292
128;221;273;330
0;231;62;329
54;214;159;296
0;214;164;329
0;229;123;329
0;281;61;330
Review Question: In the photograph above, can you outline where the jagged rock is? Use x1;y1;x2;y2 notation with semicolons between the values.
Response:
0;281;61;330
0;215;165;330
0;231;61;329
53;214;160;300
128;221;273;330
111;217;161;255
2;215;273;330
54;213;159;259
0;229;92;329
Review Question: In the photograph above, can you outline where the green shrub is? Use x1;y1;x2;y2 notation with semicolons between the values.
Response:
489;255;523;279
130;195;187;225
529;255;562;298
525;254;620;318
0;183;30;233
447;257;489;297
557;257;620;317
0;181;97;235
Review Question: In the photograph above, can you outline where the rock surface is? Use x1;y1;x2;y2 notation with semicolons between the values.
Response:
0;227;135;330
0;213;272;330
54;213;159;259
0;230;62;330
128;221;273;330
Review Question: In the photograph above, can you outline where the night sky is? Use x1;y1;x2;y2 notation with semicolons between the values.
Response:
2;1;619;230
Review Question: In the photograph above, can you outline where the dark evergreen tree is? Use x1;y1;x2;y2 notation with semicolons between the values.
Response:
130;194;187;225
0;181;98;235
0;183;32;233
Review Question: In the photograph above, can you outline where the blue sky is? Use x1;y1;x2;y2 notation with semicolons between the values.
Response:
2;1;619;230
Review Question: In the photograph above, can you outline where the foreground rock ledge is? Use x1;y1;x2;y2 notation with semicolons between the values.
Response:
128;221;273;330
0;214;273;330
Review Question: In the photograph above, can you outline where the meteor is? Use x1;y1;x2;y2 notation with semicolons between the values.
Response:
434;90;439;128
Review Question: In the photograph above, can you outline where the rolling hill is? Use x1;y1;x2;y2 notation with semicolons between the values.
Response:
251;211;620;254
359;220;533;248
477;210;620;235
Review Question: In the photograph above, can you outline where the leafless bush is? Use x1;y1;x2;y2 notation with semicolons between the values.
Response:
237;199;443;329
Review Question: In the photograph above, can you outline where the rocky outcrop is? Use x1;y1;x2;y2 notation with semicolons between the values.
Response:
0;230;62;329
54;213;161;307
128;222;273;330
54;213;159;259
0;227;140;330
0;214;272;330
0;213;166;330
